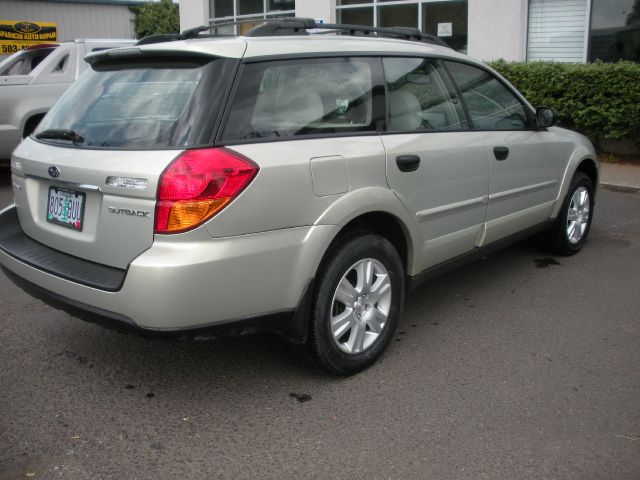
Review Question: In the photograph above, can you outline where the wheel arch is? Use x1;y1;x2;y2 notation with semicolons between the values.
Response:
575;157;599;192
313;187;420;277
323;211;411;275
280;189;420;345
22;112;47;138
551;150;600;219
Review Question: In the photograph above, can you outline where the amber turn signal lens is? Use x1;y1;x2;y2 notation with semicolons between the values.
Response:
165;198;230;232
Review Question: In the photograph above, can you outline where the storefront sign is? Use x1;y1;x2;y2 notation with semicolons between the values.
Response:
437;22;453;37
0;20;57;55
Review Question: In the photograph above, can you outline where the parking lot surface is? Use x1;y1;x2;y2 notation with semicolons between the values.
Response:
0;169;639;479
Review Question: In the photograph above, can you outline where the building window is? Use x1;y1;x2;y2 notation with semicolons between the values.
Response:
209;0;296;34
423;1;467;52
337;7;374;26
335;0;468;52
527;0;589;62
211;0;234;17
378;4;419;28
589;0;640;62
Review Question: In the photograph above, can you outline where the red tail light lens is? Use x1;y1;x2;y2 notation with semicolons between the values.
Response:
155;147;259;234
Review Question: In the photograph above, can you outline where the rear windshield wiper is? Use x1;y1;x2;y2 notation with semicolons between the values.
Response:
35;129;85;144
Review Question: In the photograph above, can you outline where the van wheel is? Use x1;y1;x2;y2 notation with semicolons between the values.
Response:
307;233;404;375
543;172;594;256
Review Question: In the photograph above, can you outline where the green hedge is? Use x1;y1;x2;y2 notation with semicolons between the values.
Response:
488;60;640;146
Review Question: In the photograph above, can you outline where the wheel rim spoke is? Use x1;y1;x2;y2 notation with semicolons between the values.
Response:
367;308;386;333
335;278;358;305
331;309;353;339
371;274;391;297
347;321;366;354
573;223;582;241
578;190;588;208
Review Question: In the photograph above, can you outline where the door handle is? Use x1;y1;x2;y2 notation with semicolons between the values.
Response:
396;155;421;172
494;146;510;161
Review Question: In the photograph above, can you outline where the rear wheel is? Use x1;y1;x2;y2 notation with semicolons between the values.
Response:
307;233;404;375
543;172;594;255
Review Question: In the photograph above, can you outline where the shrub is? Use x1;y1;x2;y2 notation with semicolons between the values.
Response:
488;60;640;148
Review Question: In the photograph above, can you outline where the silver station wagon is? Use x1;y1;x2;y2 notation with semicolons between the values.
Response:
0;19;598;375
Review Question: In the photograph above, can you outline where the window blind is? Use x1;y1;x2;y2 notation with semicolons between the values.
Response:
527;0;588;62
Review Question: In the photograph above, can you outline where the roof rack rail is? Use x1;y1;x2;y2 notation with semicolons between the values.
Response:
135;17;451;48
136;33;181;46
135;18;280;45
246;18;450;48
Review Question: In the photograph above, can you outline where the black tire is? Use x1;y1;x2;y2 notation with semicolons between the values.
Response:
543;172;594;256
307;233;405;375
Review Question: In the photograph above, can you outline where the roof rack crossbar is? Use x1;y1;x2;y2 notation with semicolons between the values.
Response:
136;17;451;48
244;18;450;48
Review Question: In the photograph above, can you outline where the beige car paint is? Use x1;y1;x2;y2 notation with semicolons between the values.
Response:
0;35;599;331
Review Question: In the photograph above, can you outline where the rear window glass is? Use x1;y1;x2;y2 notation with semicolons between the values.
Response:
84;75;200;122
34;57;237;149
221;58;377;141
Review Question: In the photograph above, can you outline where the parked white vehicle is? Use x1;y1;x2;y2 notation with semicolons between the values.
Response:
0;39;135;162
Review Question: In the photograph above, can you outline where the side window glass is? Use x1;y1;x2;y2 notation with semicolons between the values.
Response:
222;58;375;141
383;57;467;132
445;61;530;130
52;54;69;73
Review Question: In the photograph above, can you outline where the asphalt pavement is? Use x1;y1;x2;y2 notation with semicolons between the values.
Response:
0;168;639;479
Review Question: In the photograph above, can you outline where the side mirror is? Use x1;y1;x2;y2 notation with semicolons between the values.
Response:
536;107;558;128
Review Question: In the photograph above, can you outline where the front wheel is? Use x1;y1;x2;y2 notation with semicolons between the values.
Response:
307;234;405;375
543;172;595;255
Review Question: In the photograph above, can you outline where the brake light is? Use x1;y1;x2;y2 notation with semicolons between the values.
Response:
155;148;259;234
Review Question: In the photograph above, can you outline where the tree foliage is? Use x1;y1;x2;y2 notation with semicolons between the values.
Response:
131;0;179;39
627;0;640;25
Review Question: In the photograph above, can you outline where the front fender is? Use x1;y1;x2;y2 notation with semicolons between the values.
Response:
550;132;599;219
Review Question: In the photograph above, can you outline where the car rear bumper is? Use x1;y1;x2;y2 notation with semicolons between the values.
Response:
1;265;295;339
0;205;337;332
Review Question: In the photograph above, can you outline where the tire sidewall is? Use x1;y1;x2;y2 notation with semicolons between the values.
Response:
311;234;404;375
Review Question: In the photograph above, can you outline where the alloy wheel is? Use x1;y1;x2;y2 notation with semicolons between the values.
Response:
329;258;392;354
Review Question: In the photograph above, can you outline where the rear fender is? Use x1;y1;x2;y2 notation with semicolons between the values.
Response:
313;186;421;276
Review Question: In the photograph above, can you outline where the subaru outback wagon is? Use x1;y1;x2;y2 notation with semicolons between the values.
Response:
0;19;598;375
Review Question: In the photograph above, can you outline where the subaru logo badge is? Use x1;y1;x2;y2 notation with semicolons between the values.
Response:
48;166;60;178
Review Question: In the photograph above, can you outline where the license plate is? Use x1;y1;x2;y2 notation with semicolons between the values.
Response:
46;187;86;231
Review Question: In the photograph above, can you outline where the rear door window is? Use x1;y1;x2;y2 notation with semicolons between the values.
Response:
221;57;377;142
34;57;238;149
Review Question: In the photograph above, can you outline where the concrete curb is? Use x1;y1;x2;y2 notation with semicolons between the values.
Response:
600;182;640;193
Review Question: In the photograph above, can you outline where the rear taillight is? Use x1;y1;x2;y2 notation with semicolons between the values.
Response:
155;147;259;234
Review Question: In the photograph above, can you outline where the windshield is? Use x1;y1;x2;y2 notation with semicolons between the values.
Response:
34;57;237;149
0;47;57;76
